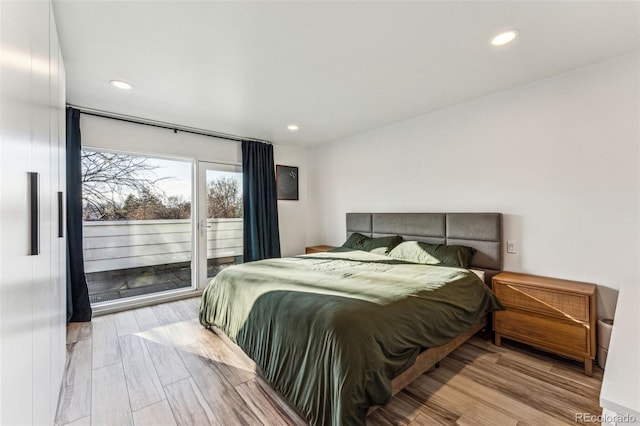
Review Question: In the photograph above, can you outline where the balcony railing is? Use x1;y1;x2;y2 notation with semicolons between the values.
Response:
83;218;242;303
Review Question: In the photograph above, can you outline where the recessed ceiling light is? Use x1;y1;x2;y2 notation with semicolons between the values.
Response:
109;80;133;90
287;124;299;132
491;29;519;46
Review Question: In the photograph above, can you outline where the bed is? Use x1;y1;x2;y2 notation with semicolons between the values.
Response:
199;212;504;425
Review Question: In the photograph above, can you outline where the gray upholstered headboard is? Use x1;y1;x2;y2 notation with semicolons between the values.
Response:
346;213;503;283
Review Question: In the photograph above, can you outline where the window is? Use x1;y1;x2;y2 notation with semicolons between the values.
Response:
81;149;194;304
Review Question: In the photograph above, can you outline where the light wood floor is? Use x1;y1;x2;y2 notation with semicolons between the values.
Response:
55;297;603;426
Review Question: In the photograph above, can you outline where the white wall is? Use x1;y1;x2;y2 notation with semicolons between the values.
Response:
82;114;242;164
81;115;308;257
307;52;639;318
274;144;308;256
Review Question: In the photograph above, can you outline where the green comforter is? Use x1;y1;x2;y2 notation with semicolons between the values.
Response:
199;249;503;425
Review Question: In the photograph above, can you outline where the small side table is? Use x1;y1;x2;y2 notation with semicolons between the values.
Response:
492;271;597;376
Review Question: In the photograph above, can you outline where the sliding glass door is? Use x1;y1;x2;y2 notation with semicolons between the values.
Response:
197;161;243;288
81;151;242;305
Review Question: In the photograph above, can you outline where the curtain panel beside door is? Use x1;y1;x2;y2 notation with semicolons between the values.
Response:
242;141;281;261
66;107;92;322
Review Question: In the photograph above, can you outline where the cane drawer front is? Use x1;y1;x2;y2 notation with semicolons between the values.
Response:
494;310;590;357
493;280;590;322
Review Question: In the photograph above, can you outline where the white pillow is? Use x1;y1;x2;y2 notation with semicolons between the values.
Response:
469;269;486;282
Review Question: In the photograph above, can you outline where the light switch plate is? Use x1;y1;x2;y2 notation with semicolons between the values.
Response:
507;240;517;254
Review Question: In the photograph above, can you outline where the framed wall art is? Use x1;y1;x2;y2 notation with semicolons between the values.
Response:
276;165;298;201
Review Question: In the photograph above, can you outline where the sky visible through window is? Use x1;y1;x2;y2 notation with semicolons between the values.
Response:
126;159;239;200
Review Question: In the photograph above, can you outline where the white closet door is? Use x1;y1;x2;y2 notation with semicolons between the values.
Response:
49;4;67;419
31;1;55;423
0;1;37;423
0;1;66;424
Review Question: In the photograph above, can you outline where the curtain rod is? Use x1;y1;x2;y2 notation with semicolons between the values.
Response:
66;104;271;145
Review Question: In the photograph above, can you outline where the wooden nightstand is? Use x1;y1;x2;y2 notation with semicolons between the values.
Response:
492;272;597;376
305;245;336;254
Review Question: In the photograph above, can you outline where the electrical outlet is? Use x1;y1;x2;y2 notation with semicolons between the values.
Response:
507;240;517;254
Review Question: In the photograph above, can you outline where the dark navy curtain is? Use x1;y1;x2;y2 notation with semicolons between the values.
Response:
66;107;92;322
242;141;281;261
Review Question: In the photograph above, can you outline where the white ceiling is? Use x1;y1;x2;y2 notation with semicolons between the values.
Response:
53;1;639;146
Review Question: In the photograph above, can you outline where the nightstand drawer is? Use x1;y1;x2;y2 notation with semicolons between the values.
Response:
493;280;590;322
305;245;336;254
495;310;589;356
